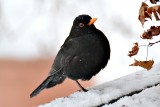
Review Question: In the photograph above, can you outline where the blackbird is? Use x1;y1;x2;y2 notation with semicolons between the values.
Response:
30;14;110;98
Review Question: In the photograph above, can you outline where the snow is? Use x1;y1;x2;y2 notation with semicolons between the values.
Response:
106;86;160;107
38;62;160;107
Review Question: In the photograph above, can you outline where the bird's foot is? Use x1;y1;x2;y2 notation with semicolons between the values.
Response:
82;88;88;92
76;80;88;92
77;88;88;92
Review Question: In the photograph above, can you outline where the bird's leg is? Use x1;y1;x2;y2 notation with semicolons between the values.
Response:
75;80;88;92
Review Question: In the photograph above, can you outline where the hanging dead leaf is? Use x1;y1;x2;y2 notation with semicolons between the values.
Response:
141;31;152;39
148;5;160;21
150;0;159;4
130;59;154;70
128;42;139;57
138;2;152;26
141;26;160;39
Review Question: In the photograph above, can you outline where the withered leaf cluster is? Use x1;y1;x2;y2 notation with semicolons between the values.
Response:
128;1;160;70
141;26;160;39
128;42;139;57
130;59;154;70
138;2;151;26
138;2;160;26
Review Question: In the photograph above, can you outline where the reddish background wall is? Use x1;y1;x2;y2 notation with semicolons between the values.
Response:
0;58;94;107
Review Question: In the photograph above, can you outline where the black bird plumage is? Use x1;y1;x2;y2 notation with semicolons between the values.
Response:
30;14;110;98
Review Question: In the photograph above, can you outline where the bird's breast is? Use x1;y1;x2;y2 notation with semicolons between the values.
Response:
64;35;106;80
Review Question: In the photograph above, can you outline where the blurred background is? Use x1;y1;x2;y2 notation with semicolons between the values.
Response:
0;0;160;107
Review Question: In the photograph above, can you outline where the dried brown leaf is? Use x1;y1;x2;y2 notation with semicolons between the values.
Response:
130;59;154;70
128;42;139;57
148;6;160;21
150;0;160;4
150;0;156;4
138;2;152;26
141;26;160;39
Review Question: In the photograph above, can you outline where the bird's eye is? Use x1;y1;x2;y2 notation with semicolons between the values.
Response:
79;23;84;28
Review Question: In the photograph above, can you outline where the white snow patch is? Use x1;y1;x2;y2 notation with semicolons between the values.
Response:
105;85;160;107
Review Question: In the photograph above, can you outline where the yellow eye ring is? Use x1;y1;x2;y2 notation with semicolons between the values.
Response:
79;23;84;27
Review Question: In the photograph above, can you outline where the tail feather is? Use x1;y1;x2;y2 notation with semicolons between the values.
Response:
30;76;53;98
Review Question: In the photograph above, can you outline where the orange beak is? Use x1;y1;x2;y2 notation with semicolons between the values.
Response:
88;18;97;26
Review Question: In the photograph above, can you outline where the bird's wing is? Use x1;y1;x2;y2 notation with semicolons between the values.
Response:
30;49;71;98
49;38;77;76
30;41;75;98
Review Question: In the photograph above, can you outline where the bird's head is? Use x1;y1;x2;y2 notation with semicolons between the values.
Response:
69;14;97;37
73;14;97;27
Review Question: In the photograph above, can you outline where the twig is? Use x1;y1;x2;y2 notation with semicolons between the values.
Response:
139;40;160;60
146;44;149;61
148;40;160;47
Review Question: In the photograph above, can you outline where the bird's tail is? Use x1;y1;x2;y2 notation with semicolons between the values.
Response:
30;76;53;98
30;72;66;98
